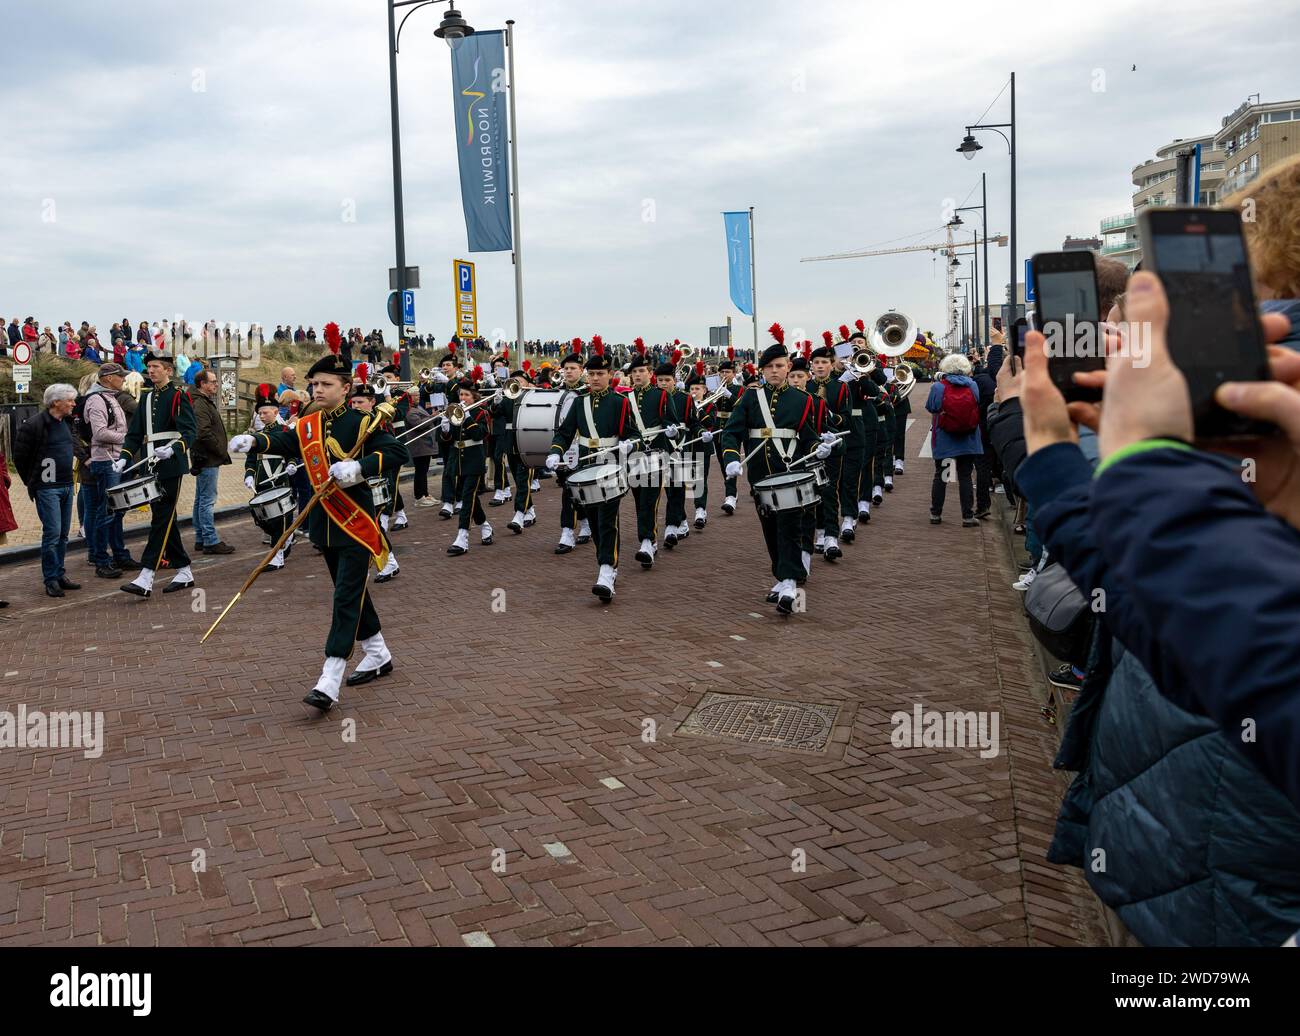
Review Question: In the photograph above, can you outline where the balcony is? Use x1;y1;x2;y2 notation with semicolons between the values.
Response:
1101;240;1139;255
1100;212;1135;231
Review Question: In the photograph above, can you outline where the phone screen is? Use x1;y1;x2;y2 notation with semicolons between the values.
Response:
1143;212;1270;437
1032;251;1104;403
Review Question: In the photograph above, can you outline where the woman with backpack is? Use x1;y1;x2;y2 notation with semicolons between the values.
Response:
924;352;983;526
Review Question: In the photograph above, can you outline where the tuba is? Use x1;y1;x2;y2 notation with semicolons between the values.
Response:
892;362;917;399
868;311;918;358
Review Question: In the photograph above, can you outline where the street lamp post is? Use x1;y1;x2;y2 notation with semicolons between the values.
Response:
957;73;1016;329
955;173;989;349
388;1;475;380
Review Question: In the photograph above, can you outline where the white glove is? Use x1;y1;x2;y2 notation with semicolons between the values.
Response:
228;434;255;453
814;442;833;460
545;453;561;472
666;423;681;438
244;475;256;491
438;417;451;434
700;430;714;444
820;431;839;446
433;370;449;384
839;369;857;383
284;462;298;476
154;444;174;460
329;460;363;486
493;388;504;404
112;457;127;473
618;440;636;457
725;461;741;478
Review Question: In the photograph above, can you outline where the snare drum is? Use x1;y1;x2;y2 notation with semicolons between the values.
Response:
368;476;392;510
566;463;628;507
752;471;818;512
106;473;162;513
249;486;296;524
514;389;578;469
807;462;830;488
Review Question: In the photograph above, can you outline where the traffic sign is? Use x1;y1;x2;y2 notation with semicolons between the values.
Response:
387;289;416;327
453;259;477;339
12;342;31;365
1024;259;1036;304
11;364;33;382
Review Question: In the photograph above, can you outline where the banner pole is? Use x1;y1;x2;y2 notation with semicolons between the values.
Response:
749;205;757;360
505;20;525;363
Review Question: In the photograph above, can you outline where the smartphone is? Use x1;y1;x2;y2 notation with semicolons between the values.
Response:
1011;317;1029;362
1031;250;1104;403
1137;207;1272;439
992;316;1004;333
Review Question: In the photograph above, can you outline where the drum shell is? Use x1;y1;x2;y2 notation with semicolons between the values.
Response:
368;476;392;509
248;487;296;523
626;449;667;488
106;474;162;513
566;463;628;506
752;472;818;512
514;389;576;469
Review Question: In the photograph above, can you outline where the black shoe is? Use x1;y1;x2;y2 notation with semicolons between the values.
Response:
962;518;979;527
974;509;992;520
824;544;842;562
375;568;400;580
114;557;142;571
1014;523;1026;535
694;517;706;529
858;510;870;524
576;534;591;545
841;528;855;544
447;544;467;556
162;579;194;594
202;542;235;555
813;543;825;555
523;515;535;527
44;581;65;598
1048;664;1085;692
765;590;779;603
266;562;284;572
119;581;150;598
721;502;735;515
481;534;493;546
884;482;894;493
591;581;612;602
776;593;796;615
508;520;523;534
439;508;453;520
95;565;123;579
635;549;653;569
58;577;80;590
345;659;393;686
301;690;335;712
664;533;677;550
489;497;507;507
391;520;408;531
554;543;574;555
929;515;942;525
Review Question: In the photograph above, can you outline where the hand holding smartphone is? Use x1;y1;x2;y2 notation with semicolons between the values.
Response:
1030;250;1104;403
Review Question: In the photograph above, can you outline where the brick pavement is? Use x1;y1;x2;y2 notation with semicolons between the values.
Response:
0;416;1106;946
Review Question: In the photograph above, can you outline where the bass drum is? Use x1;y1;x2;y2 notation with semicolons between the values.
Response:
514;388;578;469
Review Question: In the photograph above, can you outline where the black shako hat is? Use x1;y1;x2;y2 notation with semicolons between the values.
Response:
307;354;352;380
584;354;612;371
654;362;675;378
758;343;788;368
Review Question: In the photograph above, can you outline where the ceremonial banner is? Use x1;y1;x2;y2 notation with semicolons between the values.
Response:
723;211;753;316
449;31;513;252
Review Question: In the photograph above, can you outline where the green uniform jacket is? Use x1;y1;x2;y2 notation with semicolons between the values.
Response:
550;387;634;464
440;407;488;478
687;398;717;450
629;385;672;450
721;383;819;482
250;404;409;550
119;382;197;480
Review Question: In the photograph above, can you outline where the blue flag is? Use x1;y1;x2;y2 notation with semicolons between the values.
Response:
449;31;513;253
723;211;753;316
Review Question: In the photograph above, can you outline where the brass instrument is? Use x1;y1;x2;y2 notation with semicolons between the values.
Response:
892;363;917;399
673;343;697;382
444;379;525;426
851;350;877;376
868;310;919;358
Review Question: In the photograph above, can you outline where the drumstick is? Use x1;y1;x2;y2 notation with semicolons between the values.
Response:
201;402;396;644
785;431;851;469
118;455;157;478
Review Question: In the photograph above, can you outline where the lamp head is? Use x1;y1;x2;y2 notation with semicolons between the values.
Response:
434;4;475;43
957;133;982;160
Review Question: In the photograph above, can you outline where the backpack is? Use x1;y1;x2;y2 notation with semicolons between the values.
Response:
71;391;114;447
937;380;979;434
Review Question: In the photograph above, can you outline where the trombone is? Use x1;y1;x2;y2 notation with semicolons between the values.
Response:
674;343;697;382
444;379;525;426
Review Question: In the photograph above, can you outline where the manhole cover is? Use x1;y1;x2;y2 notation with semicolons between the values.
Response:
676;692;840;753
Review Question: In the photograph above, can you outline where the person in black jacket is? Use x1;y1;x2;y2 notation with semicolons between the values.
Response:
970;358;997;518
13;385;83;597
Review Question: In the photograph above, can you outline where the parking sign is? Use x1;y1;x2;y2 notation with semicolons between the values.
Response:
453;259;477;338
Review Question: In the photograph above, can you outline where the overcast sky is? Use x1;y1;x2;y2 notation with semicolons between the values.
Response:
3;0;1298;347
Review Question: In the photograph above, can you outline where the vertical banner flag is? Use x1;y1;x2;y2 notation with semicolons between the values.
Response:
449;31;513;252
723;211;753;316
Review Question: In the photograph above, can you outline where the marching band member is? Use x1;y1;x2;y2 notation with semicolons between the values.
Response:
245;385;297;572
349;383;400;582
723;325;834;615
228;353;410;711
493;365;538;535
626;342;671;568
432;348;460;520
656;355;692;548
546;345;635;601
891;351;913;475
714;351;741;514
440;374;493;555
376;365;411;531
870;367;896;504
843;321;877;525
554;344;591;554
785;350;817;580
114;350;198;598
489;348;515;508
684;362;717;528
809;335;850;561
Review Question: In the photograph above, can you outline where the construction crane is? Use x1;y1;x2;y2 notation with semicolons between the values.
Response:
802;228;1008;351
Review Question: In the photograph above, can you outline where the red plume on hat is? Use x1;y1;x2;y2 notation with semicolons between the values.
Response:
822;330;833;347
502;346;509;363
838;324;851;341
802;341;813;360
256;382;276;407
448;340;458;353
855;318;865;333
694;359;706;376
523;359;533;373
571;337;584;352
634;336;645;355
324;322;341;355
593;336;606;357
356;362;369;383
727;345;735;360
744;362;756;376
471;364;483;382
671;347;682;365
768;322;784;345
673;338;680;347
